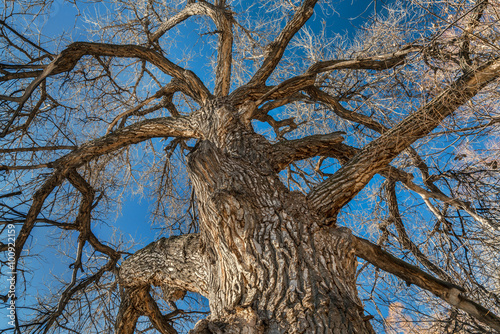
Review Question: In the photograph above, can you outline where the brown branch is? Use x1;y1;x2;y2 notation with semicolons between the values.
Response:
0;19;54;59
54;115;202;172
14;115;200;274
306;46;421;74
247;0;318;86
305;87;495;229
116;286;178;334
40;170;120;333
106;81;184;134
307;57;500;222
41;260;118;333
2;79;47;137
255;74;315;106
0;42;211;137
0;63;46;70
353;235;500;332
232;46;418;107
0;146;76;153
151;2;233;96
0;69;43;81
15;173;65;263
0;163;53;171
307;140;495;230
270;132;345;171
306;86;388;133
253;47;419;106
385;180;451;280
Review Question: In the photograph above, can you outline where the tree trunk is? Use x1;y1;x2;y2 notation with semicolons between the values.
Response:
118;99;374;333
186;100;373;333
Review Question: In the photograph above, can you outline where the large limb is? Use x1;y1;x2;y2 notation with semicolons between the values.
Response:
270;132;345;172
1;42;211;136
269;133;496;232
14;115;202;266
116;286;178;334
353;235;500;332
117;233;207;334
307;57;500;221
231;47;419;106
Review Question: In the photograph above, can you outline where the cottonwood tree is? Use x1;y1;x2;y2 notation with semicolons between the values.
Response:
1;0;500;333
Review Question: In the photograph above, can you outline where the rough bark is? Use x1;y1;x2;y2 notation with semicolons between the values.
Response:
116;100;375;333
5;1;500;332
184;100;374;333
114;90;500;333
117;234;206;334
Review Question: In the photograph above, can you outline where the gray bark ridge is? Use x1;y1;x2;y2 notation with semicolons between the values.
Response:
181;99;375;333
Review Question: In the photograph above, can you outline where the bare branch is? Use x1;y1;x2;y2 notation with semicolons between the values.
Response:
270;132;345;171
151;2;233;96
306;46;421;74
116;286;178;334
1;42;212;137
308;57;500;222
306;86;387;133
0;146;76;153
353;235;500;332
106;81;184;133
54;115;202;171
385;180;451;280
0;19;54;58
14;115;201;269
247;0;318;86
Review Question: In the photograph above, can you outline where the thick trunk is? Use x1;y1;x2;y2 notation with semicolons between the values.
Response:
118;100;373;333
184;100;373;333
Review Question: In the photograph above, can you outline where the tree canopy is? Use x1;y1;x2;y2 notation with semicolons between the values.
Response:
1;0;500;333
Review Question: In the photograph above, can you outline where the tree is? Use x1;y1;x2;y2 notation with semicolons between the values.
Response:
1;0;500;333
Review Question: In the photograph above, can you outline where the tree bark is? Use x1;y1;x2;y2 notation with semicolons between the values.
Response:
184;100;374;333
117;99;375;333
114;88;500;332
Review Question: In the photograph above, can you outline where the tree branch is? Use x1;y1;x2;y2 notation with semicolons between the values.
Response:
270;132;345;171
305;46;420;74
1;42;211;137
119;233;207;297
14;115;201;272
307;57;500;222
151;2;234;96
385;180;451;280
247;0;318;86
232;46;418;107
306;86;387;133
54;116;202;171
116;286;178;334
116;234;206;332
106;81;184;133
353;235;500;332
